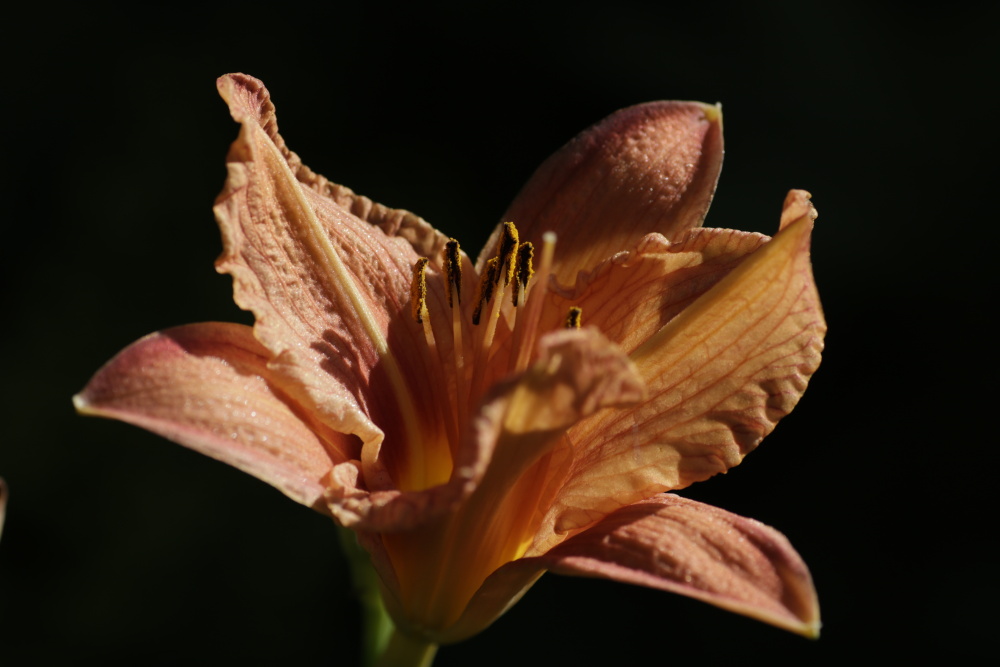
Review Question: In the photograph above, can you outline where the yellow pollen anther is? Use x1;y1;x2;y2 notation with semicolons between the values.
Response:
410;257;429;323
496;221;519;286
444;239;462;308
512;242;534;307
565;306;582;329
472;257;499;325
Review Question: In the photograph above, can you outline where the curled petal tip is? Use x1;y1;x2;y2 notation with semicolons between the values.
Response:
786;595;822;638
71;392;91;415
700;101;723;124
215;73;238;102
779;189;817;231
216;72;247;93
499;97;725;285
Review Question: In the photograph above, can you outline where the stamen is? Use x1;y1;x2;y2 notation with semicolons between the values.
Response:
565;307;582;329
443;240;467;462
444;239;462;308
472;257;499;326
496;221;519;286
410;257;429;324
512;242;534;308
473;252;512;401
511;232;556;374
405;256;445;490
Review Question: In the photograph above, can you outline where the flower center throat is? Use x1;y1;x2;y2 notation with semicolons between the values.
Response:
397;222;580;494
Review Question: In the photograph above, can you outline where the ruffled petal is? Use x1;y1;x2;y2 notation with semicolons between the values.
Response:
214;74;458;508
484;101;723;286
540;494;820;637
216;74;398;440
535;191;825;545
217;74;452;265
73;323;355;513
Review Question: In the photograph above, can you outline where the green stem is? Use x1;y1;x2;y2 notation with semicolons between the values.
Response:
357;574;394;667
336;528;439;666
374;629;438;667
337;527;394;667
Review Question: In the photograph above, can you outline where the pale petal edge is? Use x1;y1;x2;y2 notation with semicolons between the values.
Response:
540;494;820;637
73;323;353;514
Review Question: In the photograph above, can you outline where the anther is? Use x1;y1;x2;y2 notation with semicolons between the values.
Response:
472;257;499;325
565;307;582;329
512;242;534;307
410;257;429;323
496;221;519;286
444;239;462;308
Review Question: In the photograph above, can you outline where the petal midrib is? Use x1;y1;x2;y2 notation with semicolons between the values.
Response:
255;126;430;488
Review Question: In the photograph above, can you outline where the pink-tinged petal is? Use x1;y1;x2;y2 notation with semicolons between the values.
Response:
320;431;486;533
73;323;355;513
535;191;825;545
215;74;400;443
540;494;820;637
540;228;770;355
484;101;723;286
214;74;461;510
217;74;452;264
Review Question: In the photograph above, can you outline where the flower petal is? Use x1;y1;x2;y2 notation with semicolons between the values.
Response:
217;74;452;263
73;323;356;512
214;74;460;509
379;328;644;638
541;494;820;637
467;328;648;533
539;227;770;355
426;558;546;644
535;191;825;545
215;74;400;444
485;101;723;286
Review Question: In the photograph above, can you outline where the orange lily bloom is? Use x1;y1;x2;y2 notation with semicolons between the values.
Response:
75;74;824;650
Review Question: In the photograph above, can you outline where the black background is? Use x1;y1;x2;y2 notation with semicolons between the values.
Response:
1;2;994;663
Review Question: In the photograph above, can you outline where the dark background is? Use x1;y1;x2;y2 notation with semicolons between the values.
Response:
2;2;994;663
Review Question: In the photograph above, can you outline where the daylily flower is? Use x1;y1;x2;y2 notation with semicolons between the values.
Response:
75;74;825;659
